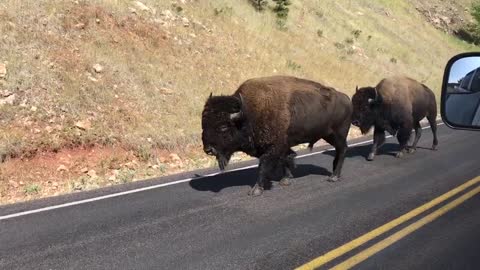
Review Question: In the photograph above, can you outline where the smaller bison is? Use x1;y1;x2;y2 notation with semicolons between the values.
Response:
352;76;438;161
201;76;352;196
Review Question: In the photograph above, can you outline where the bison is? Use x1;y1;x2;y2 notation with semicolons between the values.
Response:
201;76;352;196
351;76;438;161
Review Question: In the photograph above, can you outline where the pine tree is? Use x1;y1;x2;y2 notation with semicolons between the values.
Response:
249;0;268;11
272;0;291;19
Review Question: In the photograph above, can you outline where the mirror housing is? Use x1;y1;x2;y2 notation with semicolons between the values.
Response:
441;52;480;130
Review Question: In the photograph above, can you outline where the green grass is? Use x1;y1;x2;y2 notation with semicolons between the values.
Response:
118;168;136;183
24;184;41;194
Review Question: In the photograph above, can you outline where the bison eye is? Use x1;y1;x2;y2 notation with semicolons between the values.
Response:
218;125;229;132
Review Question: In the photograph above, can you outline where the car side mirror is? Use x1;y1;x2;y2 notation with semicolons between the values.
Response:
441;52;480;130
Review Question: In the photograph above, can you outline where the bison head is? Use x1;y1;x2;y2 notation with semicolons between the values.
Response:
351;86;383;134
201;93;250;171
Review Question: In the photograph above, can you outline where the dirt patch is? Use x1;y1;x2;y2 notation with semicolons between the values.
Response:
62;3;169;49
0;143;221;205
0;147;127;204
411;0;473;34
0;126;366;205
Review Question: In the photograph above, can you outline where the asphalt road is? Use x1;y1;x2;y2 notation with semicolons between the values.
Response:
0;123;479;270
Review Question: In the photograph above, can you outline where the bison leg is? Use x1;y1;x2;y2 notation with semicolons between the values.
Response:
408;121;422;154
395;127;412;158
279;149;296;186
324;134;348;182
367;127;385;161
249;148;282;196
427;114;438;150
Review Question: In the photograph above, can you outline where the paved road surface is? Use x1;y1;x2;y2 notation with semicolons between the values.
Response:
0;123;479;270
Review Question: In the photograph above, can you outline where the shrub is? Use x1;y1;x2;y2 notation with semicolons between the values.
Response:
352;29;362;39
24;184;41;194
315;10;324;19
118;168;136;183
134;144;152;162
334;42;345;49
214;6;233;16
286;60;301;71
276;18;288;30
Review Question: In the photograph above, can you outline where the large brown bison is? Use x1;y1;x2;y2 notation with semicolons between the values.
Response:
351;76;438;161
201;76;352;196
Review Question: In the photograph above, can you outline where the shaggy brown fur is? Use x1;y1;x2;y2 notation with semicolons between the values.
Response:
352;76;438;161
202;76;352;196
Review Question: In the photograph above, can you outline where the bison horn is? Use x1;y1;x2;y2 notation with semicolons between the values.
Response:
356;85;359;92
237;93;244;105
373;87;383;104
209;92;213;99
230;111;242;120
230;93;244;121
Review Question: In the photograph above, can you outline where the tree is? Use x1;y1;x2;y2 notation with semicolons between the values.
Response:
458;1;480;44
472;2;480;23
249;0;268;11
272;0;291;18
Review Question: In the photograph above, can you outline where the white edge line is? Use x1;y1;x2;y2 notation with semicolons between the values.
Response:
0;123;444;221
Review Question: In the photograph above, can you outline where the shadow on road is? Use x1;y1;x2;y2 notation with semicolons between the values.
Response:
323;143;400;160
189;164;330;193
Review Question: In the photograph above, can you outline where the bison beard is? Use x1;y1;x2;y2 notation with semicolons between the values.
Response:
216;153;231;171
201;76;352;196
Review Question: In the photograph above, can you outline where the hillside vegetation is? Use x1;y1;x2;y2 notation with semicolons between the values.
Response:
0;0;477;204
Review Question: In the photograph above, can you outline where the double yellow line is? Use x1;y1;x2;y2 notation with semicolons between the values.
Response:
296;176;480;270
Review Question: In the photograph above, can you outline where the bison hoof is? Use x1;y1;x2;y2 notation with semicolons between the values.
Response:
395;151;405;158
407;148;416;154
328;175;339;182
279;177;292;186
248;185;264;196
367;153;375;161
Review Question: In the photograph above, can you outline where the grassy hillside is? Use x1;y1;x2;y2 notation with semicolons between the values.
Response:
0;0;477;204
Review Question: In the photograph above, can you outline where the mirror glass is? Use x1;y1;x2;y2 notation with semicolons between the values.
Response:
445;56;480;128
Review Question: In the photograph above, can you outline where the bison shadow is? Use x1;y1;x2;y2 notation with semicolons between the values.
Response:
323;142;400;160
189;164;330;193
